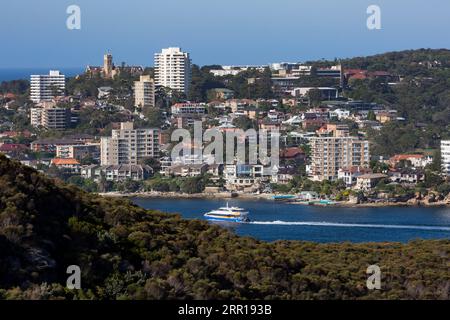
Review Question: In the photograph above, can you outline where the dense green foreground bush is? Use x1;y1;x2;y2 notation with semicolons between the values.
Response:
0;154;449;300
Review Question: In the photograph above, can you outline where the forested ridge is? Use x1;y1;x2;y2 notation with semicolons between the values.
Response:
0;154;449;300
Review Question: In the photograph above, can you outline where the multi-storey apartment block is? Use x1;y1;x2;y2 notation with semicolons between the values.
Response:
30;70;65;103
134;75;155;108
308;136;370;181
154;47;191;94
100;122;160;165
30;105;71;130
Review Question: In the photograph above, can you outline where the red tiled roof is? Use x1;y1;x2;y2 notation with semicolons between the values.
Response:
349;73;368;80
5;93;16;99
390;154;424;162
51;158;80;166
280;147;305;159
339;166;372;174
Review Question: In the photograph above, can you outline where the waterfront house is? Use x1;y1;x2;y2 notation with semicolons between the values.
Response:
389;169;425;184
298;191;319;201
224;164;264;192
164;163;208;177
81;164;152;182
338;166;373;186
355;173;388;191
271;166;296;184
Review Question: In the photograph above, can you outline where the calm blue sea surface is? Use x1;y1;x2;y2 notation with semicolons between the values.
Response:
0;68;84;81
132;198;450;243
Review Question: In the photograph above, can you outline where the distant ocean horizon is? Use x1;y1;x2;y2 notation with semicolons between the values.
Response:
0;67;85;82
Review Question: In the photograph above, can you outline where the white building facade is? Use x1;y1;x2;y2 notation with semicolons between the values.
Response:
30;70;66;103
441;140;450;176
154;47;191;94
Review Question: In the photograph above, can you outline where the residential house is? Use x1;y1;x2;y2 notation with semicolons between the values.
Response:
355;174;388;191
81;164;152;182
56;144;100;162
280;147;306;162
224;164;264;192
0;143;29;157
271;166;296;184
338;166;373;186
389;154;433;169
208;88;234;100
389;169;425;184
51;158;81;173
31;138;80;153
164;163;208;177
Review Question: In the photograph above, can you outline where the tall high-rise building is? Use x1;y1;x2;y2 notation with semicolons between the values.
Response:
134;75;155;109
101;122;160;166
30;70;66;103
154;47;191;94
441;140;450;176
308;136;370;181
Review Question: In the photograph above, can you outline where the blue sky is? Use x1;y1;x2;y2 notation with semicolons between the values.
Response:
1;0;449;68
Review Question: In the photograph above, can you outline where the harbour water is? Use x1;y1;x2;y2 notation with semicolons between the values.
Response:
132;198;450;243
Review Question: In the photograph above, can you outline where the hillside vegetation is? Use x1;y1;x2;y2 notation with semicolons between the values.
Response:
0;154;449;300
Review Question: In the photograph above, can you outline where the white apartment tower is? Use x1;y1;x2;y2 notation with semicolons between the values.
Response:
309;136;370;181
30;70;66;103
154;47;191;95
101;122;160;166
441;140;450;176
134;75;155;108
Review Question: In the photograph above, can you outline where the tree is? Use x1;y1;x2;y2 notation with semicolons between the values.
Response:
116;179;143;193
307;89;322;106
367;110;376;121
139;157;160;172
232;116;256;130
427;150;442;172
188;64;225;102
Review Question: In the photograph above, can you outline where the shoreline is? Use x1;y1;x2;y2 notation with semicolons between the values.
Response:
98;191;450;208
98;191;274;201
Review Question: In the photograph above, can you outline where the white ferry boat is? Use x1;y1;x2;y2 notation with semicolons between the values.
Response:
204;204;250;223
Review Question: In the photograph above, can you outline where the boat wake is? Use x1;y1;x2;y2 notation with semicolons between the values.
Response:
250;221;450;231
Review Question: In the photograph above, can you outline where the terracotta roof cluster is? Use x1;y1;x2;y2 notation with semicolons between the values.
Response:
51;158;80;166
390;154;424;162
280;147;305;159
339;166;372;174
